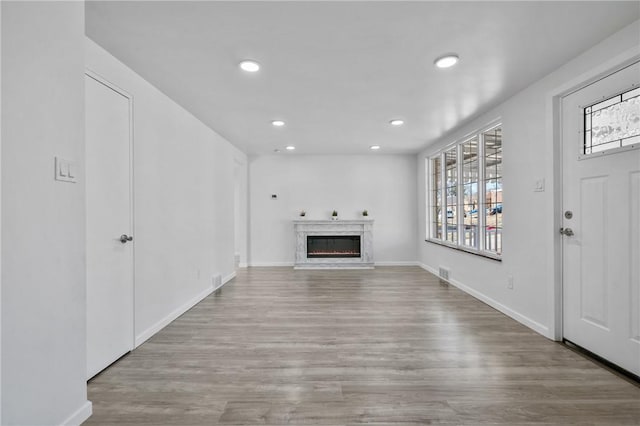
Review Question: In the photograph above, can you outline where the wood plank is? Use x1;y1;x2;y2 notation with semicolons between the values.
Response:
86;267;640;425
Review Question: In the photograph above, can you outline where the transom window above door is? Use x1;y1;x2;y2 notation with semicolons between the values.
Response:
583;85;640;156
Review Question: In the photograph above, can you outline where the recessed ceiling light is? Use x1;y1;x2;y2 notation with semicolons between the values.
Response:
389;119;404;126
370;145;381;150
285;145;296;150
434;54;459;69
272;120;285;127
239;60;260;72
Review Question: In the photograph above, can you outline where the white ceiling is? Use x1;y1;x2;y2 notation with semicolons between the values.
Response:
85;1;640;155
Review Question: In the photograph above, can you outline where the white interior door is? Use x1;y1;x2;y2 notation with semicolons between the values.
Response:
85;73;134;379
561;61;640;377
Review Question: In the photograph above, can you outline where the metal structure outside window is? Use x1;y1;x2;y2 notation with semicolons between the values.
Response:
427;123;503;259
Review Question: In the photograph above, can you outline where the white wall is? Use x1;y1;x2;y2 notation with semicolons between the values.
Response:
85;38;247;346
234;155;249;268
0;2;4;423
1;2;90;425
249;155;417;265
417;20;640;338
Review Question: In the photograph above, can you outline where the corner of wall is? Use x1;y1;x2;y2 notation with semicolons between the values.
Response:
60;401;92;426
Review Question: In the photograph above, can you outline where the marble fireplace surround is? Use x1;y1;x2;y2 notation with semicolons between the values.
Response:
293;220;374;269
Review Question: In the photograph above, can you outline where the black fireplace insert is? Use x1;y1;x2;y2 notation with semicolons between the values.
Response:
307;235;361;258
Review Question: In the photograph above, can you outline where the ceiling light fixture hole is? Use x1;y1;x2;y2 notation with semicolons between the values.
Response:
434;54;459;69
239;60;260;72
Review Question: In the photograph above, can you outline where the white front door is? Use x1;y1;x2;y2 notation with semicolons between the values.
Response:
561;61;640;377
85;73;134;379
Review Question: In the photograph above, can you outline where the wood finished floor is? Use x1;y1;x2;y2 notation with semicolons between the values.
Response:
86;267;640;425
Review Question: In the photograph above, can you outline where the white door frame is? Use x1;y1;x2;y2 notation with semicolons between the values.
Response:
547;46;640;341
84;68;136;351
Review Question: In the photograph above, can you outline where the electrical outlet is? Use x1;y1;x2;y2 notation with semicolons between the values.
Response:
507;275;514;289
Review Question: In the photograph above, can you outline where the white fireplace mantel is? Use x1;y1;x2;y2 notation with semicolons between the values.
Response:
293;219;374;269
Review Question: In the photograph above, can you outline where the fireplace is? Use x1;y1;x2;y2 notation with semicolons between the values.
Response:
293;219;374;269
307;235;361;258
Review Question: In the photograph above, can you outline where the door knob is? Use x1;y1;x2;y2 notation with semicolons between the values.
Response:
559;227;574;236
119;234;133;243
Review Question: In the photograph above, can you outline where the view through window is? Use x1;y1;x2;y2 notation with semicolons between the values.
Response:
428;124;502;257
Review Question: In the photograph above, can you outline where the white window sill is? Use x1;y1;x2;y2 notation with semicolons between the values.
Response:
425;238;502;261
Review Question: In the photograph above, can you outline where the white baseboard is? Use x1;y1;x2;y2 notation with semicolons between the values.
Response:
375;261;419;266
248;261;295;267
249;261;420;267
61;401;92;426
135;284;214;347
417;262;430;271
217;271;236;291
418;263;550;338
238;262;248;268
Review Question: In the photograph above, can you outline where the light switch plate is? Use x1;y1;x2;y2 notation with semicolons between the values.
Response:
55;157;77;183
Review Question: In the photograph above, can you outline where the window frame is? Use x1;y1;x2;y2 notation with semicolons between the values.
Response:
426;121;503;261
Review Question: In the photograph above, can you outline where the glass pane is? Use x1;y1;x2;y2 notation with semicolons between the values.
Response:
592;139;621;153
622;134;640;147
622;87;640;101
431;157;442;240
462;138;479;248
584;87;640;155
485;226;502;255
445;148;457;244
591;95;619;112
482;127;502;255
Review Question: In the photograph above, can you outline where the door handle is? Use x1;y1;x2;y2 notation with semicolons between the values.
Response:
119;234;133;243
559;227;574;236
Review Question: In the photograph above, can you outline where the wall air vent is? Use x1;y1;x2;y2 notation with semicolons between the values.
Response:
438;267;450;282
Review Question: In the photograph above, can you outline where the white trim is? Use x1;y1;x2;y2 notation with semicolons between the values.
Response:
418;263;550;338
249;261;295;267
135;285;213;347
294;265;374;270
546;44;640;341
416;262;430;271
217;271;236;291
374;261;419;266
249;261;419;267
0;4;3;422
60;401;92;426
238;262;248;268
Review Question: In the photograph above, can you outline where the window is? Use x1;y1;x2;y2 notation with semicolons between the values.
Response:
445;148;457;244
431;156;442;240
461;137;479;249
427;123;503;258
483;127;502;254
583;86;640;155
